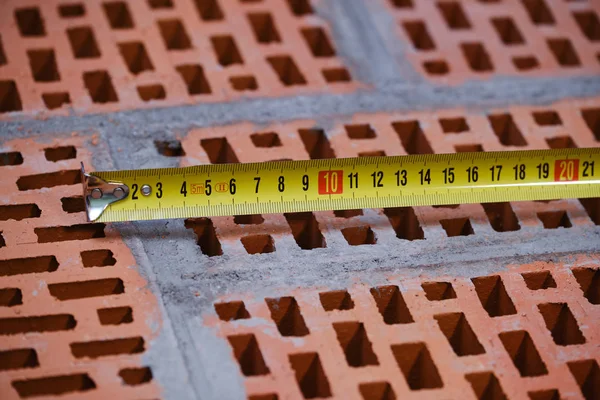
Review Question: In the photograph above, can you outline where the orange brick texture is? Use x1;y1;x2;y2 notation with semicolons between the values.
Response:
209;256;600;399
0;137;160;399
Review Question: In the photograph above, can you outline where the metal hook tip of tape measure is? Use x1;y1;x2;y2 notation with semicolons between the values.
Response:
81;163;129;221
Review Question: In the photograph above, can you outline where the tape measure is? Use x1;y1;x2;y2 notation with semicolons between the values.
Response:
82;148;600;222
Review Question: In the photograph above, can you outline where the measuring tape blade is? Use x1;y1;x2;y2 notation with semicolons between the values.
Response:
83;148;600;222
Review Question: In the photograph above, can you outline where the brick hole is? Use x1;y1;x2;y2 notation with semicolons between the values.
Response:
499;330;548;377
71;337;145;358
0;80;23;113
12;374;95;398
48;278;124;300
471;275;517;317
184;218;223;256
214;301;250;321
35;223;105;243
299;128;336;159
546;136;576;149
402;21;435;50
43;92;71;109
0;255;58;277
492;17;524;45
322;67;351;82
84;70;119;103
455;144;483;152
579;198;599;225
0;348;39;371
488;114;527;146
571;267;600;304
103;1;134;29
0;203;41;221
27;49;60;82
574;11;600;41
17;169;82;191
384;207;424;240
538;210;571;229
287;0;313;16
482;202;520;232
423;60;449;75
434;312;485;356
61;196;85;213
528;389;560;400
45;145;76;162
0;37;5;65
392;120;433;154
81;249;116;268
119;42;154;75
332;322;379;367
522;0;555;24
289;352;332;398
138;84;165;101
97;306;132;325
67;27;101;58
241;234;275;254
341;226;376;246
234;214;264;224
301;27;335;57
230;75;258;91
319;290;354;311
440;117;469;133
422;282;456;301
249;395;278;400
437;1;471;29
370;285;414;324
567;359;600;400
391;342;443;390
461;42;494;72
547;38;581;67
538;303;586;345
513;55;539;70
440;218;473;236
334;209;363;218
582;108;600;140
522;270;556;290
59;3;85;17
0;288;23;307
0;232;5;248
345;124;376;139
359;382;396;400
248;13;281;43
251;132;281;147
149;0;173;8
119;367;153;386
533;110;562;126
359;150;386;157
466;372;507;400
15;8;46;37
391;0;413;8
158;19;192;50
0;314;76;335
433;204;459;209
284;212;326;249
154;140;185;156
176;64;211;95
200;137;239;164
194;0;224;21
211;35;244;66
267;55;307;86
265;296;310;336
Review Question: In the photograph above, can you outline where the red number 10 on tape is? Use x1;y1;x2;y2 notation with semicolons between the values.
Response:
318;170;343;195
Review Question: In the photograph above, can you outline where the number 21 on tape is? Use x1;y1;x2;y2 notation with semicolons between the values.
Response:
554;159;579;181
318;170;343;195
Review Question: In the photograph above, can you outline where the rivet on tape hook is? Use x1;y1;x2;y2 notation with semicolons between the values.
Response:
81;163;129;221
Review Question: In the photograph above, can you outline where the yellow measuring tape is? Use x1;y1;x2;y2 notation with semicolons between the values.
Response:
84;148;600;222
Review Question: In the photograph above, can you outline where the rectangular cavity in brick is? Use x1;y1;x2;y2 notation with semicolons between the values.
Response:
345;124;377;139
103;1;134;29
435;312;485;356
43;92;71;110
322;67;351;83
461;42;494;72
391;342;443;390
423;60;449;76
158;19;192;50
248;13;281;43
154;140;185;157
537;210;572;229
491;17;524;45
201;137;240;164
384;207;424;240
234;214;264;225
455;144;483;152
214;301;251;321
61;196;85;213
533;110;562;126
471;275;517;317
332;322;379;367
138;84;166;101
422;282;456;301
301;27;336;57
402;21;435;51
299;128;336;159
0;203;41;221
59;3;86;18
499;330;548;377
0;314;76;335
265;296;310;336
194;0;224;21
70;337;145;358
119;367;153;386
81;249;117;268
15;7;46;37
579;198;600;225
230;75;258;91
0;36;5;65
521;0;555;25
0;288;23;307
0;80;23;113
537;302;586;345
529;389;560;400
570;267;599;305
288;352;332;398
286;0;313;16
319;290;354;311
0;151;23;166
97;306;133;325
341;226;376;246
567;359;599;400
582;108;600;140
284;212;326;249
227;334;270;376
465;372;506;400
184;218;223;256
0;255;58;276
437;2;471;30
267;55;307;86
84;71;119;103
17;169;81;190
573;11;600;42
35;223;106;243
119;42;154;75
241;234;275;254
48;278;124;300
211;35;244;67
358;382;395;400
546;136;577;149
11;373;96;398
521;270;557;290
440;218;474;236
547;38;581;67
176;65;211;95
67;27;101;58
0;232;4;248
44;145;77;162
482;202;520;232
392;120;433;154
27;49;60;82
370;285;414;324
0;348;39;371
488;114;527;146
251;132;282;148
440;117;469;133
